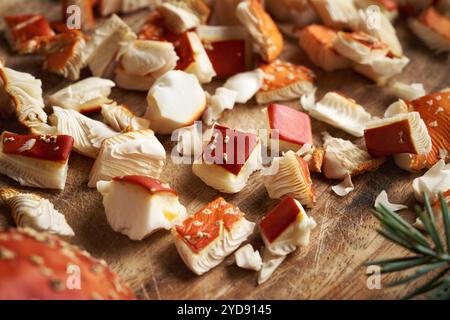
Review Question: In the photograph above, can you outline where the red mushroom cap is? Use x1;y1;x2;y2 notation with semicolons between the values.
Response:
0;228;135;300
112;175;177;196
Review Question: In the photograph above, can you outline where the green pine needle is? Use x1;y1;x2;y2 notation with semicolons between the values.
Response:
367;193;450;300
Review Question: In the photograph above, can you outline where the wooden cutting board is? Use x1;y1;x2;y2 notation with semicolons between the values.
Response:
0;0;449;300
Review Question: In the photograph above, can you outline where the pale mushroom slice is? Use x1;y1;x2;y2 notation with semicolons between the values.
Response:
158;0;210;34
49;107;118;159
331;173;354;197
354;8;403;57
263;151;316;208
409;6;450;53
98;0;156;16
47;77;115;114
192;124;262;194
352;54;410;85
97;176;187;241
196;25;252;78
202;87;237;125
0;132;74;190
354;0;399;21
223;69;264;104
309;0;359;29
384;99;410;118
101;102;150;132
43;29;86;81
0;65;47;131
298;24;352;72
322;132;385;180
115;39;178;91
256;60;316;104
374;190;408;211
180;32;216;84
389;82;426;101
257;247;287;285
234;244;262;271
172;197;255;275
301;90;372;137
412;160;450;203
82;14;136;78
259;196;316;257
145;70;206;134
364;112;432;158
0;188;74;237
88;130;166;188
236;0;284;62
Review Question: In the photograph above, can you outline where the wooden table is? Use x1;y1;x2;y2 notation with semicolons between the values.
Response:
1;0;449;300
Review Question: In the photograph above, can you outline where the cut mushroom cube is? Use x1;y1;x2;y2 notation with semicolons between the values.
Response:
0;132;74;190
145;70;206;134
88;129;165;188
259;196;317;256
158;0;210;34
192;124;261;193
264;151;316;208
298;24;352;72
256;60;316;104
101;102;150;132
309;0;359;29
266;103;313;153
202;87;237;125
364;112;432;158
97;176;187;240
234;244;262;271
47;77;115;114
0;188;74;237
236;0;284;62
172;197;255;275
223;69;264;104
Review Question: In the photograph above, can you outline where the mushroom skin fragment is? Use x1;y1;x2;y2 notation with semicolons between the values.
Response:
145;70;206;134
264;151;316;208
97;176;186;241
236;0;284;62
192;124;261;194
412;160;450;203
47;77;115;114
389;82;426;101
172;197;255;275
259;196;317;256
364;112;432;158
0;228;135;299
0;132;74;190
88;129;165;188
101;102;150;132
0;188;74;237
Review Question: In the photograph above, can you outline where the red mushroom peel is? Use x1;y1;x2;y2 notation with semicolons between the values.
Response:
173;197;255;275
267;103;313;153
112;176;177;197
364;112;432;158
0;228;135;300
193;124;261;193
4;15;55;54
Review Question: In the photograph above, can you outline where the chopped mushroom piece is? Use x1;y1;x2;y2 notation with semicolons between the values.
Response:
264;151;316;208
101;102;150;132
0;132;74;190
331;173;354;197
374;190;408;211
172;197;255;275
354;0;398;21
301;90;372;137
145;70;206;134
409;6;450;53
97;0;156;16
88;130;165;188
234;244;262;271
309;0;359;29
389;82;426;101
364;112;432;158
236;0;284;62
412;160;450;203
0;188;74;237
0;228;135;299
257;246;287;285
202;87;237;125
115;39;178;91
3;15;55;54
47;77;115;114
49;107;118;159
158;0;210;34
298;24;352;72
193;124;262;193
97;176;186;240
322;132;385;180
256;60;316;104
223;69;264;104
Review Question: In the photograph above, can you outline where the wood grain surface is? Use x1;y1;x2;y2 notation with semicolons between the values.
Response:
0;0;449;300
